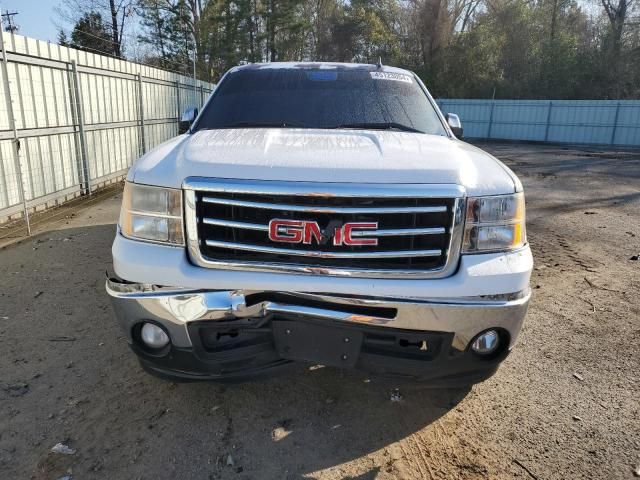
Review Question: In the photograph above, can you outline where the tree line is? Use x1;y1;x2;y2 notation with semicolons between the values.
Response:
56;0;640;99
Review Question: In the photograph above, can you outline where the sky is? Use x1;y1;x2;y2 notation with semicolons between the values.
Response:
0;0;149;59
0;0;60;42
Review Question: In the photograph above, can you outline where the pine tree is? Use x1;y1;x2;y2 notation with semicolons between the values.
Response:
69;12;116;56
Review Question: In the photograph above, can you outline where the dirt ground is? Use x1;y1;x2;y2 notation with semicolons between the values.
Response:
0;142;638;480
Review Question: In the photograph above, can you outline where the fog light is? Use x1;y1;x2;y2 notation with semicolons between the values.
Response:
140;323;170;349
471;330;499;355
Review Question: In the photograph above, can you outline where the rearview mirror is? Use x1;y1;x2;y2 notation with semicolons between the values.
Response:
445;113;463;139
178;107;198;134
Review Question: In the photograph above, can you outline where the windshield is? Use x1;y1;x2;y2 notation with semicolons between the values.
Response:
194;67;447;136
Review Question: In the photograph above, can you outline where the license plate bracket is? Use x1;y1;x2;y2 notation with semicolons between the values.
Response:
272;320;363;368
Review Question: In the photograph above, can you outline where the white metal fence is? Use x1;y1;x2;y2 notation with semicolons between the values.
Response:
0;32;214;229
437;99;640;147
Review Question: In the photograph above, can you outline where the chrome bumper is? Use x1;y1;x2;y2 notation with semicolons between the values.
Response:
106;278;530;352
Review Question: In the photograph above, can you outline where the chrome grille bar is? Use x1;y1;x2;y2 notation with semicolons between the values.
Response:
202;217;446;236
185;177;466;198
351;227;446;237
202;196;448;214
204;239;442;258
202;218;268;231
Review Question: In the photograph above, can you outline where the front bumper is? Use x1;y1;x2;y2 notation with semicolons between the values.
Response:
106;279;530;385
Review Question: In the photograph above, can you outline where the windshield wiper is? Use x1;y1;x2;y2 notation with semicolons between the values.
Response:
210;121;307;129
330;122;424;133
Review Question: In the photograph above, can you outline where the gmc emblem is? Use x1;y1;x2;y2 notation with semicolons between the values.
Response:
268;219;379;246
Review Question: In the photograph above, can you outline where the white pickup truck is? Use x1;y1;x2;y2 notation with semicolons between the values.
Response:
106;62;532;386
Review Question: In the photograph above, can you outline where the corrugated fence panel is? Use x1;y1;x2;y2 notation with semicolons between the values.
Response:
492;101;549;141
0;139;19;207
437;99;640;147
437;100;491;138
616;104;640;146
0;31;214;223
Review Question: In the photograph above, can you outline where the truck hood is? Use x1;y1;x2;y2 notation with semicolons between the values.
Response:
130;129;520;196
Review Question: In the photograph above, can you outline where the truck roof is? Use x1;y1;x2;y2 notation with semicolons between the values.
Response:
228;61;413;76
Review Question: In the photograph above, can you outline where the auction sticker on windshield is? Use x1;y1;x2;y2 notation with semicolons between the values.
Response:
370;71;413;83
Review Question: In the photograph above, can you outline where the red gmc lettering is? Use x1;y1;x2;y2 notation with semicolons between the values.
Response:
302;222;322;244
333;225;344;246
268;219;378;246
343;222;378;246
268;220;304;243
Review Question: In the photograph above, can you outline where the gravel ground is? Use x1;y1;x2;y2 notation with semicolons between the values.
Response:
0;142;638;480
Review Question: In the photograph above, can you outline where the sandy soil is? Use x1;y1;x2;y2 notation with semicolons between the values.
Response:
0;142;638;479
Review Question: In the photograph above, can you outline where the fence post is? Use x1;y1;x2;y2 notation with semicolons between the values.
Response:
610;102;621;145
67;64;84;195
487;100;495;139
0;31;31;233
199;84;204;106
544;101;553;142
137;74;146;154
175;80;181;130
70;60;91;195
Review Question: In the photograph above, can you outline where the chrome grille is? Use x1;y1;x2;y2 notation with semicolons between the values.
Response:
184;178;465;279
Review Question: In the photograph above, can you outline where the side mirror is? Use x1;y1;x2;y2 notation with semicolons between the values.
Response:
445;113;463;139
178;107;198;134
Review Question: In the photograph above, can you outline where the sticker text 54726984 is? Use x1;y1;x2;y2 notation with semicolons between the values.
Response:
369;71;413;83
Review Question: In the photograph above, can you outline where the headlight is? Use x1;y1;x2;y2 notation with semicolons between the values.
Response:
462;192;526;253
119;182;184;245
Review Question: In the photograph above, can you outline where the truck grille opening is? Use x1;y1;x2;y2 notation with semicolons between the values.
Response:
185;180;463;278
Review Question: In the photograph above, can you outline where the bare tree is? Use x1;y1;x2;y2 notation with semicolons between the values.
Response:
601;0;635;55
408;0;482;67
600;0;636;95
56;0;134;57
138;1;207;76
